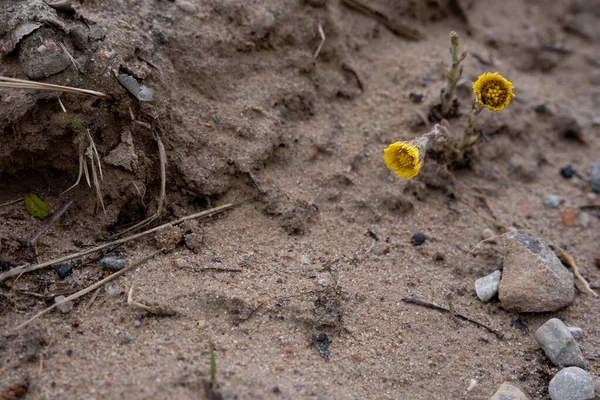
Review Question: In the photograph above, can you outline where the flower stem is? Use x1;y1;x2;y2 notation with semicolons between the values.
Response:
441;31;466;116
460;102;483;151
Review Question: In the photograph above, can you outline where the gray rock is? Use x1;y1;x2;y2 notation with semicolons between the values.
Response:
535;319;587;368
499;233;574;312
178;1;198;14
55;296;74;314
591;163;600;193
568;327;583;340
475;270;501;302
549;367;594;400
543;195;562;208
116;74;154;102
100;257;128;272
490;382;529;400
19;31;71;79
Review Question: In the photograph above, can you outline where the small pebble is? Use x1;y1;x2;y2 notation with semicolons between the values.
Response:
178;1;198;14
479;334;490;342
411;233;426;246
591;163;600;193
560;165;575;179
372;242;389;255
106;285;119;296
317;279;328;287
408;92;423;103
56;263;73;280
475;270;501;302
490;383;529;400
134;320;141;328
55;296;74;314
543;195;562;208
549;367;594;400
100;257;127;272
211;257;222;263
576;212;590;228
300;254;310;265
467;379;478;392
481;228;496;243
568;326;583;340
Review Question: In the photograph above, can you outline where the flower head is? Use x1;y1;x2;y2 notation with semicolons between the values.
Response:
384;138;428;179
472;72;515;112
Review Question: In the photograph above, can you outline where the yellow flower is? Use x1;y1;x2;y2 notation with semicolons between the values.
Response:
384;139;427;179
472;72;515;112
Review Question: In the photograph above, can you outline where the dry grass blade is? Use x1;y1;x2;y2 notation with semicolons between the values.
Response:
111;129;166;237
14;249;164;331
0;203;235;283
127;282;176;316
0;76;109;98
313;24;325;59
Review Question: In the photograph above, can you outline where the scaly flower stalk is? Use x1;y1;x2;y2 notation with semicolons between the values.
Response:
441;31;467;116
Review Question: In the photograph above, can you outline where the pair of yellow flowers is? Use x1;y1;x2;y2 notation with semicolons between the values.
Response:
384;72;515;179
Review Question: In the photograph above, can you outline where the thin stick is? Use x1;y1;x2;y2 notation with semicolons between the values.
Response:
84;287;102;310
402;297;504;339
553;245;598;297
14;250;164;331
30;200;74;247
0;198;22;208
0;203;235;283
0;76;109;98
313;24;325;59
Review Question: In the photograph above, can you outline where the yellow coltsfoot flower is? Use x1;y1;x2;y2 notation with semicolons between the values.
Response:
472;72;515;112
383;138;428;179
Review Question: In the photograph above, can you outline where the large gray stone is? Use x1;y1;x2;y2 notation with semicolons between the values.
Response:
535;319;587;368
490;382;529;399
549;367;594;400
499;233;574;312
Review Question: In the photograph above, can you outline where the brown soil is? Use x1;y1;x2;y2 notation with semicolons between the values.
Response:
1;0;599;399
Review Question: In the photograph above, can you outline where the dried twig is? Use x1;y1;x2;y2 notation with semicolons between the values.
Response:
0;76;109;98
0;203;235;283
552;244;598;297
313;24;325;59
127;282;176;316
402;297;504;338
111;128;167;237
14;250;164;331
340;0;422;41
29;200;73;248
0;198;22;208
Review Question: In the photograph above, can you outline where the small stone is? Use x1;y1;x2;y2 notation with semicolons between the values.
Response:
466;379;478;392
562;209;578;226
542;195;562;208
560;165;575;179
475;270;501;302
411;233;426;246
482;228;497;243
535;318;587;368
490;383;529;400
549;367;594;400
479;334;490;342
317;279;328;287
567;327;583;340
503;332;514;340
372;242;389;255
211;257;222;263
300;254;310;265
408;92;424;103
55;296;74;314
499;233;574;312
56;263;73;280
106;285;119;296
154;224;183;250
591;163;600;193
134;320;141;328
100;257;128;272
576;212;590;228
178;1;198;14
116;74;154;102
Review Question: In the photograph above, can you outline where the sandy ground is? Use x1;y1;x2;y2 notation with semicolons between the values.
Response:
1;0;599;399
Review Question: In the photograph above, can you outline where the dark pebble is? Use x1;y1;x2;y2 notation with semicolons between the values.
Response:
56;263;73;279
211;257;222;263
411;233;426;246
66;349;73;357
312;332;331;360
408;92;424;103
560;165;575;179
100;257;128;271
